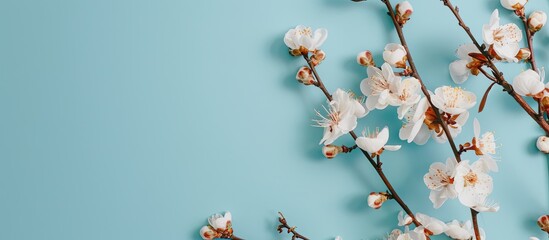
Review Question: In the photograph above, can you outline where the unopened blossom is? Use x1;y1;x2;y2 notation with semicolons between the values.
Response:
512;69;545;97
310;49;326;66
500;0;527;11
414;213;448;236
357;50;375;67
536;136;549;153
296;66;315;85
322;145;342;159
368;192;389;209
396;1;413;25
516;48;532;61
449;44;484;84
200;212;234;239
445;220;486;240
361;63;400;110
538;215;549;233
399;97;431;145
529;11;547;32
356;126;401;157
383;43;408;68
424;158;458;209
431;86;477;115
316;89;367;145
482;9;522;62
454;160;494;209
388;77;421;119
284;25;328;56
471;118;497;155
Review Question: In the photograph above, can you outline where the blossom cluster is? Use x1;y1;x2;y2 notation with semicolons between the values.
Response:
198;0;549;239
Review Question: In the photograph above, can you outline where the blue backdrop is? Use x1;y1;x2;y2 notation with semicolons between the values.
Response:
1;0;548;239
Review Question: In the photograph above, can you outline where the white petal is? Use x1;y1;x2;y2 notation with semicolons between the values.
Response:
313;28;328;50
473;118;480;138
384;145;401;151
449;60;471;84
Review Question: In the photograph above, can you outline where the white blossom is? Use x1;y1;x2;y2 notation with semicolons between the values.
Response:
482;9;522;62
399;97;431;144
361;63;400;110
315;89;367;145
513;69;545;97
431;86;476;115
284;25;328;53
472;118;497;156
424;158;458;208
445;220;486;240
389;77;422;119
398;211;413;226
454;160;494;209
356;126;401;157
449;44;482;84
414;213;448;236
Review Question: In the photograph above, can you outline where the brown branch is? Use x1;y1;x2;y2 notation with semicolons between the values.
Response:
470;209;481;239
478;67;497;82
381;0;462;162
277;212;310;240
441;0;549;135
303;53;422;227
519;14;538;72
231;236;243;240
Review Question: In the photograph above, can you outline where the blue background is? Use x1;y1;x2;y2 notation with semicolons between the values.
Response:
1;0;548;239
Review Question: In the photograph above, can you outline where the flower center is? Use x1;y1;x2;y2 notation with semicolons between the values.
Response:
369;76;390;95
298;27;312;37
442;87;468;109
463;171;478;187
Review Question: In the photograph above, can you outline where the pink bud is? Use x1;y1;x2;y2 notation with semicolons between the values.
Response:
357;50;375;67
396;1;413;24
322;145;342;159
537;215;549;233
528;11;547;32
516;48;531;61
295;66;315;85
367;192;389;209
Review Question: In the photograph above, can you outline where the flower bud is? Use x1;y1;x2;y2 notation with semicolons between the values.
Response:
500;0;527;11
322;145;342;159
516;48;531;61
383;43;407;68
367;192;389;209
396;1;413;25
310;50;326;66
536;136;549;154
537;215;549;233
528;11;547;32
296;66;315;85
357;50;375;67
200;226;217;240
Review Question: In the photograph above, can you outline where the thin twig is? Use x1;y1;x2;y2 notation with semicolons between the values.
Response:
277;212;310;240
303;53;422;227
519;14;538;72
